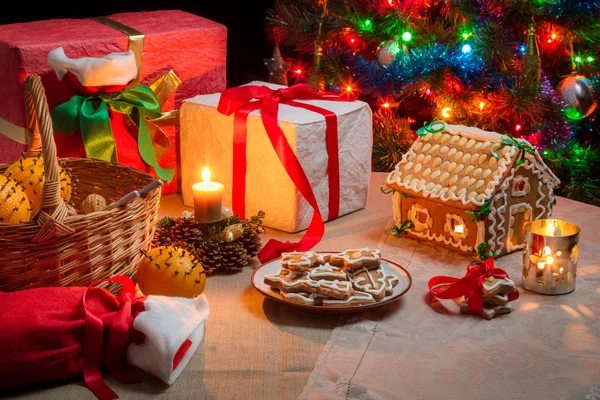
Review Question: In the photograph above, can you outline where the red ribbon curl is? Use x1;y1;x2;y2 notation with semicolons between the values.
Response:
217;84;346;262
82;276;143;400
428;258;519;317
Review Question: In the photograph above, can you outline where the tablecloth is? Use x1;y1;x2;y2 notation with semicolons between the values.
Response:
3;173;599;400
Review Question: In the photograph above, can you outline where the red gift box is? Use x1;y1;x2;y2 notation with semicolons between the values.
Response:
0;10;227;193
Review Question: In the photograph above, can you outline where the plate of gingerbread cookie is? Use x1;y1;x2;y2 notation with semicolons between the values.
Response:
251;249;412;313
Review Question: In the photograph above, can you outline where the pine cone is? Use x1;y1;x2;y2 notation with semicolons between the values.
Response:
240;225;262;257
172;216;202;243
197;241;249;274
153;217;176;247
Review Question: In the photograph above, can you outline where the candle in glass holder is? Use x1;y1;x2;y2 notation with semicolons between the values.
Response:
522;219;580;295
192;167;224;224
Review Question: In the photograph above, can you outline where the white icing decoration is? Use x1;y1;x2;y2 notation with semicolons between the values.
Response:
349;266;389;297
482;277;515;293
460;301;512;317
264;272;353;293
330;248;381;265
322;291;375;305
308;264;346;280
507;203;532;252
487;173;511;253
281;251;322;269
280;292;318;303
407;227;474;252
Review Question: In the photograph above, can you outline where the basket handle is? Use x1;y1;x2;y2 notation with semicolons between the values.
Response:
23;75;69;220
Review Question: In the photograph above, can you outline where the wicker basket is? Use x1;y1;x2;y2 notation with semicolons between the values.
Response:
0;75;160;292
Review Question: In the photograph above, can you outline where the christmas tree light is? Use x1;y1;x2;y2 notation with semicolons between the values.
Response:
268;0;600;204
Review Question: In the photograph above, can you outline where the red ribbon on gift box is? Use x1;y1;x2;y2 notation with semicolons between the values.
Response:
428;258;519;317
217;84;347;262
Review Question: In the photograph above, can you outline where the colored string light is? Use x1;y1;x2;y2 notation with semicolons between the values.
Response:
441;107;452;118
402;31;412;42
515;124;522;131
479;101;485;111
462;44;472;54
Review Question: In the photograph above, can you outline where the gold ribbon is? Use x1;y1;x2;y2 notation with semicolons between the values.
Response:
92;16;145;86
124;70;181;160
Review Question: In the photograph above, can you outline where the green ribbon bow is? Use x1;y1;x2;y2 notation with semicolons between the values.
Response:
465;200;491;222
490;135;536;167
380;185;394;194
416;119;446;136
51;86;174;182
475;242;497;261
388;220;414;235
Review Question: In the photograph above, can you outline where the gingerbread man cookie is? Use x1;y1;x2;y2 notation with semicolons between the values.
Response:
329;248;381;271
281;251;324;272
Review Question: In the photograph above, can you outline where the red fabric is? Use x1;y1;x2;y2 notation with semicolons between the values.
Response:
172;339;193;371
217;84;345;262
0;10;227;193
428;258;520;317
0;277;146;399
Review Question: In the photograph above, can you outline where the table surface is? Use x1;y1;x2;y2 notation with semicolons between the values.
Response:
7;172;599;400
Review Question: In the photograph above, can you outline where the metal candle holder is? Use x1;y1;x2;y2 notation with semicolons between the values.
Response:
522;219;580;295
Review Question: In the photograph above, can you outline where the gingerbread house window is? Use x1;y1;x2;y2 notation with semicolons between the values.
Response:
512;176;530;197
408;204;433;232
444;214;469;241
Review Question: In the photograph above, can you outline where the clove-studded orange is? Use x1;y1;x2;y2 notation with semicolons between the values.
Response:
137;246;206;298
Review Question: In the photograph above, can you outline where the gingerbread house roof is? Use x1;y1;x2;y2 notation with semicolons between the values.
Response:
386;125;560;209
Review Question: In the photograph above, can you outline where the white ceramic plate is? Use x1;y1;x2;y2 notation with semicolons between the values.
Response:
251;252;412;314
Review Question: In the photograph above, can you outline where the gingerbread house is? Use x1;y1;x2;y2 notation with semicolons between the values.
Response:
385;124;560;257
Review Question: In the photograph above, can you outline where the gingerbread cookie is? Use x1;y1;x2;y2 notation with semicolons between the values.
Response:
329;248;381;271
460;301;512;320
482;276;516;297
483;293;509;306
348;265;398;300
279;291;323;306
281;251;324;272
264;270;354;299
308;264;347;281
322;291;376;307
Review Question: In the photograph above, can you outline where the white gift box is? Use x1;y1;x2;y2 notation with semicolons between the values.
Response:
180;82;372;233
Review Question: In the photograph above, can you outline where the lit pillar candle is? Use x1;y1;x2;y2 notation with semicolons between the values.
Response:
192;167;224;224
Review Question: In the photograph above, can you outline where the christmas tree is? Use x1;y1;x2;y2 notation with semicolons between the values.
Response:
267;0;600;205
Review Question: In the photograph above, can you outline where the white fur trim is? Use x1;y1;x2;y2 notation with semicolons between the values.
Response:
47;47;138;87
127;295;210;385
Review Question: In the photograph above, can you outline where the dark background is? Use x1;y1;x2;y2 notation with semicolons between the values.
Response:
0;0;276;87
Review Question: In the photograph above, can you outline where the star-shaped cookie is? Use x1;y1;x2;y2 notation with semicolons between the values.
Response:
329;248;381;271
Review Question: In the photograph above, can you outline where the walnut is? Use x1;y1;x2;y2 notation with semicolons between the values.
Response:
80;194;107;214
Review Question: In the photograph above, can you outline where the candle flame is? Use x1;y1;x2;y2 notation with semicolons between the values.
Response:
202;167;211;183
454;224;464;233
546;256;554;265
537;262;545;269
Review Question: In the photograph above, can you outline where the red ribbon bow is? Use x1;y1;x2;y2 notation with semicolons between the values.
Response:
82;276;143;400
217;84;347;262
428;258;519;317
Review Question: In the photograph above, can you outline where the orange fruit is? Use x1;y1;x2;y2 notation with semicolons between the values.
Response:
0;175;31;223
4;157;73;216
137;246;206;298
